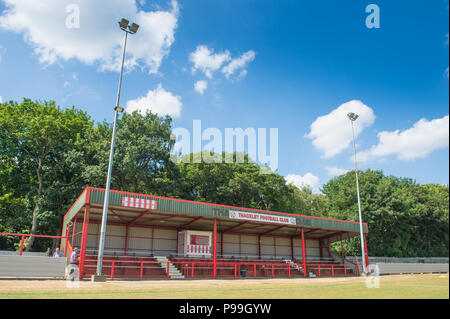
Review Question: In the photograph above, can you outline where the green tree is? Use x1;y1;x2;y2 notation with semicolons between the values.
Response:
322;169;449;257
0;99;94;250
83;110;180;197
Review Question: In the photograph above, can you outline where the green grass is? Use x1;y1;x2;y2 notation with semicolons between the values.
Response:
0;274;448;299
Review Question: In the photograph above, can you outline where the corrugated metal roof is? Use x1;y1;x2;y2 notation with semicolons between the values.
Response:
82;187;368;234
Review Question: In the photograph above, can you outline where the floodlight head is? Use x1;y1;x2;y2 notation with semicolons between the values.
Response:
114;106;124;112
347;112;359;121
119;18;129;30
129;23;139;34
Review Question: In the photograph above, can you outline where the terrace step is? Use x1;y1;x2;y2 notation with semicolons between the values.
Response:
154;256;184;279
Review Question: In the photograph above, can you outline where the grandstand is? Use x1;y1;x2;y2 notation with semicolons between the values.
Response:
61;187;368;280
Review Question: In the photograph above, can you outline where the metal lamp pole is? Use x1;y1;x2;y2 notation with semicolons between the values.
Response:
95;19;139;279
347;112;367;275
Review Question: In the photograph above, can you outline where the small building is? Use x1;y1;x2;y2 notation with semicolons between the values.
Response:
61;187;369;279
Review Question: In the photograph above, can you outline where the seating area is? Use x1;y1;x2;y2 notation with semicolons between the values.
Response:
170;257;300;279
83;253;168;279
80;251;359;279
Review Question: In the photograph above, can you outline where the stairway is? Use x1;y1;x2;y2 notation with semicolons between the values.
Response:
154;256;184;279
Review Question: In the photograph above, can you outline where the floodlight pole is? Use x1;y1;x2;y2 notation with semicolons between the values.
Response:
349;116;368;275
95;26;131;278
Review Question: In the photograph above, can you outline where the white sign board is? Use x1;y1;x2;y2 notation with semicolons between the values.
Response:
122;196;157;210
229;210;296;225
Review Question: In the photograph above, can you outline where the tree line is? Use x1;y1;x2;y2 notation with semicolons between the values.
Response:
0;99;448;257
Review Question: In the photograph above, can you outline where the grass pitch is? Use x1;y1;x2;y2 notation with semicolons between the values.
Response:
0;274;447;299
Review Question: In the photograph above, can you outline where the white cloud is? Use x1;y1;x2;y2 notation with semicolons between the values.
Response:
0;0;179;73
189;45;231;79
285;173;320;193
238;69;247;79
126;84;182;118
222;50;255;78
0;96;3;103
305;100;376;158
63;81;70;88
194;80;208;95
357;115;449;162
326;166;349;176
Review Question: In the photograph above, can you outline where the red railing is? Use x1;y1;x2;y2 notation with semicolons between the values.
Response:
304;263;359;277
82;258;360;280
0;232;69;256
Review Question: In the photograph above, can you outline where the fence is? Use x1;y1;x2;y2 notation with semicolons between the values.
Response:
346;256;449;264
0;255;67;278
375;263;449;275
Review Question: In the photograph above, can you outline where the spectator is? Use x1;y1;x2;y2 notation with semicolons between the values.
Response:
53;248;63;258
70;248;79;265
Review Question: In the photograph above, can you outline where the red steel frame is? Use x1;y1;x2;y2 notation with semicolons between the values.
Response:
213;218;217;278
78;204;90;277
61;187;368;280
71;218;360;279
301;228;306;277
67;215;364;279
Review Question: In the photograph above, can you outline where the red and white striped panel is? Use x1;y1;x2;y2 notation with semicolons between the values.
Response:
186;244;212;256
122;196;157;210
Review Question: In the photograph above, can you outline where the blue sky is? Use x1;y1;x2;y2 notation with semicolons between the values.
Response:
0;0;448;192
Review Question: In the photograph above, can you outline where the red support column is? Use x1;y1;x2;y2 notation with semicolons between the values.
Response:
71;218;77;247
111;261;115;279
301;228;306;277
340;234;344;264
19;236;25;256
167;262;170;279
79;204;90;278
253;264;256;278
64;233;68;258
213;218;217;279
